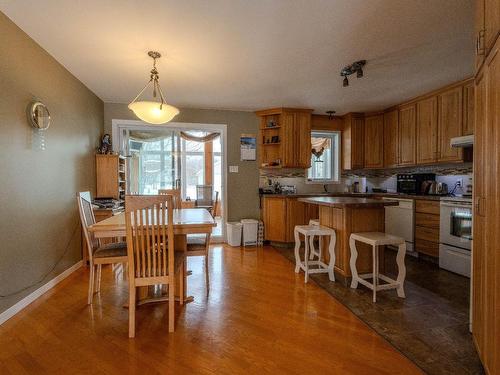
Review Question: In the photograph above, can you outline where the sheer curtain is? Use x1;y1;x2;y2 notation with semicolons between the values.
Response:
126;130;221;201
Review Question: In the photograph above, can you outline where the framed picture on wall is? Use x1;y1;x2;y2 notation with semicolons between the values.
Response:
240;134;256;161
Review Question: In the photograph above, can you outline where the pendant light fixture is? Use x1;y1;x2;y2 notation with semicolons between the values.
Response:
128;51;179;124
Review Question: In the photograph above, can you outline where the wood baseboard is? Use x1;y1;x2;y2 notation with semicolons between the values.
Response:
0;260;83;326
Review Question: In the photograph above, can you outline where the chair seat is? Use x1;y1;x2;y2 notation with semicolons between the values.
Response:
350;232;405;246
295;224;336;237
94;242;127;258
186;235;208;252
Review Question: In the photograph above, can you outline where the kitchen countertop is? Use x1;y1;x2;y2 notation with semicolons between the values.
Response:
260;192;448;201
298;196;400;208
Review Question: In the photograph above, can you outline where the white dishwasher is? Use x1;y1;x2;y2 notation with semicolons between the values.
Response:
382;198;415;255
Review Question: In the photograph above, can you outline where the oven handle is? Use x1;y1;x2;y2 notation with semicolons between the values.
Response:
440;202;472;208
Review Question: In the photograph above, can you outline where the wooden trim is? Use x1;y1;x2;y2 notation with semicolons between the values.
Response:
255;107;313;116
0;261;83;326
204;141;213;185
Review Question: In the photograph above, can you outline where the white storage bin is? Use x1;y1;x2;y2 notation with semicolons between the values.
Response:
241;219;259;246
226;222;243;246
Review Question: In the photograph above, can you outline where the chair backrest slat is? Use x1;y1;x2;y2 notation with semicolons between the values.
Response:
77;191;98;261
158;189;181;209
195;185;213;206
125;195;175;281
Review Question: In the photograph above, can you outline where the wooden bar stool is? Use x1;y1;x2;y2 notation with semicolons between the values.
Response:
349;232;406;302
294;225;336;283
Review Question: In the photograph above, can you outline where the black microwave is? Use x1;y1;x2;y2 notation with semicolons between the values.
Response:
397;173;436;195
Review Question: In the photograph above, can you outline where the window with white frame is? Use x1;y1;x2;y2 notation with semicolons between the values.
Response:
307;131;340;183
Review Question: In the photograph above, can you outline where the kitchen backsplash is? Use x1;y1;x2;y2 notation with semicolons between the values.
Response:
259;163;473;194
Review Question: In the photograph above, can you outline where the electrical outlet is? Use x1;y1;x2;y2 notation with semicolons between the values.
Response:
456;178;463;187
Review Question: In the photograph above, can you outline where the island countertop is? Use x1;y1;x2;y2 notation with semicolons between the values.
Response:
298;196;399;208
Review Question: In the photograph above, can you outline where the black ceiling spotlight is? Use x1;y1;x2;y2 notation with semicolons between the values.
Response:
340;60;366;87
326;110;336;120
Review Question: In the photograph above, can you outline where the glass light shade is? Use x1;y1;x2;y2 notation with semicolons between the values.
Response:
128;101;179;124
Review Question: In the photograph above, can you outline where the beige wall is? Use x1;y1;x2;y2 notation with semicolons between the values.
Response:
0;13;103;314
104;103;260;221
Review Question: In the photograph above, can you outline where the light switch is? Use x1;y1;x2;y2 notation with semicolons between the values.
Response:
229;165;239;173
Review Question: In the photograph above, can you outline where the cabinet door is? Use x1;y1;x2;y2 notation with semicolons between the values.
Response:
476;0;486;71
364;114;384;169
473;70;487;363
352;117;365;169
438;87;463;162
285;198;307;242
484;0;500;54
342;114;364;170
398;104;416;166
384;109;399;168
416;96;438;164
296;112;312;168
463;81;475;135
281;112;296;167
472;39;499;375
282;112;311;168
263;198;287;242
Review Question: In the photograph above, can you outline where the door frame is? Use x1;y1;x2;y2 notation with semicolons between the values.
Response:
111;119;228;242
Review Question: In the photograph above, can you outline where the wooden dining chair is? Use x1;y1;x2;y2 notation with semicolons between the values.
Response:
125;195;186;337
158;188;181;209
77;192;128;304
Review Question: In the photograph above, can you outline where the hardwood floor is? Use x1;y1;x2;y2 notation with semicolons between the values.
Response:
0;245;421;374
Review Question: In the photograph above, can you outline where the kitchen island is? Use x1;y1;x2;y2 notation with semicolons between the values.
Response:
298;197;398;281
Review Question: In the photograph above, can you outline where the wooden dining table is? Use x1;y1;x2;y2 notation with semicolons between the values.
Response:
88;208;216;304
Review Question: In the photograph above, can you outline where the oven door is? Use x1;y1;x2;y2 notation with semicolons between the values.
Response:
440;202;472;250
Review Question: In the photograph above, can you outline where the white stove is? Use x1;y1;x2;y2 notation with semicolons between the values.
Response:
439;197;472;277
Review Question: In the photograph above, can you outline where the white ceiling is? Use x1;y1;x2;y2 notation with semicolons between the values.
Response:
1;0;474;114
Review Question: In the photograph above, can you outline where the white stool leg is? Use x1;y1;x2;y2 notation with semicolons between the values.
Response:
327;232;336;282
309;235;316;260
396;242;407;298
304;235;310;283
372;245;378;303
294;229;301;274
349;237;359;289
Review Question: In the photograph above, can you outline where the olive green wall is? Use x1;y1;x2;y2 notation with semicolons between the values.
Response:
0;12;103;314
104;103;260;222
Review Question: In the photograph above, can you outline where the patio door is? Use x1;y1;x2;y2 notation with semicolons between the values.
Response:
113;120;226;241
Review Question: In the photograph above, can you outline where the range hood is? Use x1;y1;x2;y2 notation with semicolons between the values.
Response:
451;135;474;148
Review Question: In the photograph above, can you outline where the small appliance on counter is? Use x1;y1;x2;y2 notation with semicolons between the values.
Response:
422;181;449;196
397;173;436;195
281;185;297;195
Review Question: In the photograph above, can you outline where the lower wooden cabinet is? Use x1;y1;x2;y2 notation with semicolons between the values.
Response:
262;196;318;243
262;197;287;242
414;200;440;257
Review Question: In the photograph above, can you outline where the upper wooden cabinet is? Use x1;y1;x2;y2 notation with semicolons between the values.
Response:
475;0;499;72
437;87;463;162
342;113;364;170
364;114;384;169
398;104;417;166
485;0;500;54
256;108;312;169
383;109;399;168
416;96;439;164
96;154;126;200
463;81;475;135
